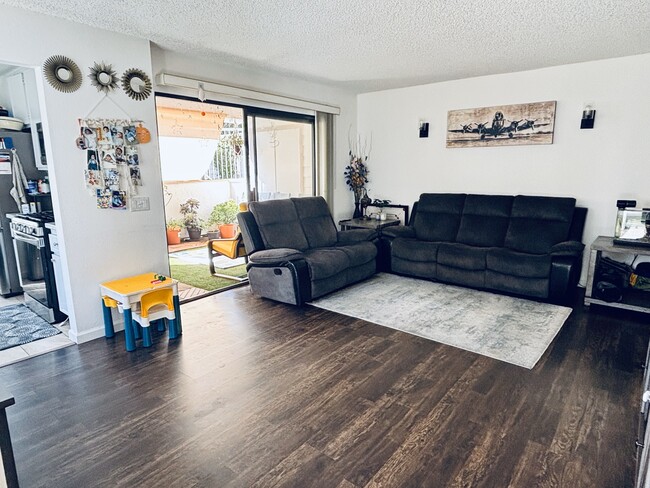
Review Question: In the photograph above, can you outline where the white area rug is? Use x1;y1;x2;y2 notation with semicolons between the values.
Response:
309;273;572;369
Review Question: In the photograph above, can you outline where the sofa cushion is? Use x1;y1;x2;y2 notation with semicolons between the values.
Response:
456;195;514;247
249;199;310;251
291;196;338;248
336;241;377;267
437;266;485;289
336;229;377;244
504;196;576;254
485;271;549;299
392;258;437;279
413;193;466;242
486;248;551;278
392;238;439;262
303;248;349;280
437;243;488;271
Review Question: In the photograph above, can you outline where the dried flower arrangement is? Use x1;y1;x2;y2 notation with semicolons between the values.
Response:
344;133;371;201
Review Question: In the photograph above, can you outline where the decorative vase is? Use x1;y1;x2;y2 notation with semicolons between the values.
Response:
360;189;372;219
353;188;363;218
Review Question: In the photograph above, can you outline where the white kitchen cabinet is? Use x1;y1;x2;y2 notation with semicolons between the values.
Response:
6;69;47;170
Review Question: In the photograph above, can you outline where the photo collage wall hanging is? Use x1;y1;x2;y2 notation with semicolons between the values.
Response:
77;118;150;210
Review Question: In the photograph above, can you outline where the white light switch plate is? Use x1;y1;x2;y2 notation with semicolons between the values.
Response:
131;196;150;212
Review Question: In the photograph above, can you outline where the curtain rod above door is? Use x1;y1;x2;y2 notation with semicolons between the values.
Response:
156;73;341;115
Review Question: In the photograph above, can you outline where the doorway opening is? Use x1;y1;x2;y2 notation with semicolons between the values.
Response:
156;95;316;302
156;95;248;301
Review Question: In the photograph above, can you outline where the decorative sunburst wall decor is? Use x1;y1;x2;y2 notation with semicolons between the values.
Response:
89;62;118;93
121;68;152;101
43;55;82;93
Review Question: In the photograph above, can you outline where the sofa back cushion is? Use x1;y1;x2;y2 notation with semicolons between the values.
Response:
504;196;576;254
413;194;467;242
456;195;514;247
291;196;338;248
249;199;310;251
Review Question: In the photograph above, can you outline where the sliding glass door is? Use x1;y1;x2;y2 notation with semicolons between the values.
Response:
245;109;315;202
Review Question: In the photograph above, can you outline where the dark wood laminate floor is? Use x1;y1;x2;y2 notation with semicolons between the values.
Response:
1;288;648;488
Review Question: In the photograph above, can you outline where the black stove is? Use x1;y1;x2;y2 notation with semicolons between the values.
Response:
13;211;55;224
9;211;64;323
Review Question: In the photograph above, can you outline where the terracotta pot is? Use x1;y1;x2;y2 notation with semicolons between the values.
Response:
219;223;237;239
166;228;181;245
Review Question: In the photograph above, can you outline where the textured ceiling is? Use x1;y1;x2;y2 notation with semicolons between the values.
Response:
3;0;650;92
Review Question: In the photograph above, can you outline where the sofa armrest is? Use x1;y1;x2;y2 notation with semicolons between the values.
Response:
382;225;416;239
549;242;585;305
336;229;377;244
249;248;304;265
550;240;585;257
238;211;265;254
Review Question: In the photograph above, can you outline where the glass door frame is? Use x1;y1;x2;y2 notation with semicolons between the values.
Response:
243;107;316;203
154;92;318;303
155;92;317;205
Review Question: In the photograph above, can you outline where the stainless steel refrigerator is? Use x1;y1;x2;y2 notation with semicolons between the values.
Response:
0;130;47;297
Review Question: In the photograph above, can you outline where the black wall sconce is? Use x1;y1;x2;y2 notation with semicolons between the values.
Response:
419;120;429;138
580;104;596;129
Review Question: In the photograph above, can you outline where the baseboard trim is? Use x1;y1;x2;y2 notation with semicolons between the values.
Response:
70;322;124;344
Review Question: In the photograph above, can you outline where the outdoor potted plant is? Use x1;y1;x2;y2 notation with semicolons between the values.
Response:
209;199;239;239
166;218;183;245
180;198;204;241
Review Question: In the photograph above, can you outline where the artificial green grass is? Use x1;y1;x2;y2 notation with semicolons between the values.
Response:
169;259;247;292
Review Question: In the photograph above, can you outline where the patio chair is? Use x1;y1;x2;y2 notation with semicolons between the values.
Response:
207;202;249;282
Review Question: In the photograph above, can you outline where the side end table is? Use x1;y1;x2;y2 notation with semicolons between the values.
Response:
338;217;401;235
584;235;650;313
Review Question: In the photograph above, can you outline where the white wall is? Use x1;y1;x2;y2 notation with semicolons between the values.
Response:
2;5;358;343
158;136;219;180
164;179;242;228
2;5;168;342
358;54;650;284
151;46;358;222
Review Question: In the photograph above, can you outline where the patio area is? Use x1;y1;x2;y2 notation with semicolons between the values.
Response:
168;240;247;301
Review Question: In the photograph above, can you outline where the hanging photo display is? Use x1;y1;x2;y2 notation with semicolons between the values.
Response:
77;117;148;210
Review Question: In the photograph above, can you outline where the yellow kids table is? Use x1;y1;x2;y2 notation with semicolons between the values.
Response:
100;273;182;351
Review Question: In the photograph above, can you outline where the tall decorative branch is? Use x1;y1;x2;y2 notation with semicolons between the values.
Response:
345;128;371;204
